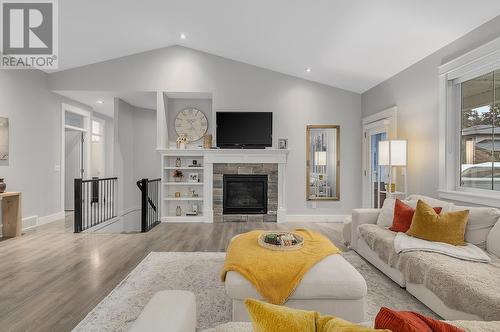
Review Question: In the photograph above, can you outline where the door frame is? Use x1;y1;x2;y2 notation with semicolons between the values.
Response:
61;103;91;211
362;106;397;207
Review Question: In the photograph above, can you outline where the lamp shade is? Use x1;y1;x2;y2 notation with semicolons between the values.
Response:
378;140;407;166
315;151;327;166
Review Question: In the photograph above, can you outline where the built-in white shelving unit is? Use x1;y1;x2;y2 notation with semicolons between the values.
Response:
161;151;205;222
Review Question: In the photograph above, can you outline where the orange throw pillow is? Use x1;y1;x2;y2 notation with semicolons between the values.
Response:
389;199;442;233
375;307;464;332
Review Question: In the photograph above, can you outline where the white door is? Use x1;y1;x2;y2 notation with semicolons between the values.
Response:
362;121;389;208
62;105;91;211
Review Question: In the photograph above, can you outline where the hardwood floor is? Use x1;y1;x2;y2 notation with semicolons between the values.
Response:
0;216;345;332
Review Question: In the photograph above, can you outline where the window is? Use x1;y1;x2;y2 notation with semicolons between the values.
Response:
460;70;500;191
439;37;500;206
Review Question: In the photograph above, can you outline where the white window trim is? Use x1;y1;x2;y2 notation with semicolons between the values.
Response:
438;36;500;207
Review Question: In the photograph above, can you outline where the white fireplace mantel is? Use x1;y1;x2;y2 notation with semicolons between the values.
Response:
159;148;290;223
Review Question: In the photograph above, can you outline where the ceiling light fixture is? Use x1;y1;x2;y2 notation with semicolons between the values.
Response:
306;67;312;73
96;100;104;104
180;33;187;40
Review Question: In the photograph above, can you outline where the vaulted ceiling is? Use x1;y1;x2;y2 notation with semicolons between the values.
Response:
58;0;500;93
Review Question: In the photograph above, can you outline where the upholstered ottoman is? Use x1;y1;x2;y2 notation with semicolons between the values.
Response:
225;254;367;322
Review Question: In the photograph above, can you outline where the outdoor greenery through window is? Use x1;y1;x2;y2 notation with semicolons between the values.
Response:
461;70;500;190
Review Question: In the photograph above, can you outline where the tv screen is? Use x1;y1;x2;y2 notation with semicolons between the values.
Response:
216;112;272;148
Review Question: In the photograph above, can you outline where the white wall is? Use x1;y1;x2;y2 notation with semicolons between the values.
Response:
48;46;362;216
361;16;500;199
113;98;158;231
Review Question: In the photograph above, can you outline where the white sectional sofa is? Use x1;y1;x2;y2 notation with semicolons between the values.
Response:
347;195;500;321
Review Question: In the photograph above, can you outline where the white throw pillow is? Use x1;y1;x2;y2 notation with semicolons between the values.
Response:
376;198;397;228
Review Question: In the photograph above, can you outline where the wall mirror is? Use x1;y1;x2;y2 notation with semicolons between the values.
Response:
306;125;340;200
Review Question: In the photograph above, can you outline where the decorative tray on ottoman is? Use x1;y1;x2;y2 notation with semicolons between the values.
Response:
257;231;304;251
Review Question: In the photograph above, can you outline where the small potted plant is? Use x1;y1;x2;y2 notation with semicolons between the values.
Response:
173;170;184;182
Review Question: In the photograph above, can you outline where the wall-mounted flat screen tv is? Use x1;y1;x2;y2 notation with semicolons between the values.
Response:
216;112;272;149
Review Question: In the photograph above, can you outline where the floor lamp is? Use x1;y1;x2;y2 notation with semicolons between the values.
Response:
377;140;407;208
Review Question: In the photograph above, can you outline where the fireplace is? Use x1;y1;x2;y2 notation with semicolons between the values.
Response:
223;174;268;214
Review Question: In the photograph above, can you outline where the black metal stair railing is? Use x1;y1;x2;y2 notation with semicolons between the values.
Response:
137;178;161;232
74;177;118;233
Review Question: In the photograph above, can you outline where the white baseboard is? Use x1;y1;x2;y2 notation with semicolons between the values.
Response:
38;211;65;226
285;214;349;223
22;211;65;231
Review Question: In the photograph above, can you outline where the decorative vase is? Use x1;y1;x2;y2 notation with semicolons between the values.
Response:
203;134;213;149
175;157;182;167
0;178;6;193
175;192;181;198
176;206;182;216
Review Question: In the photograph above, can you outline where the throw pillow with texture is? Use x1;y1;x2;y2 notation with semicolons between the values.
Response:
245;298;389;332
390;199;442;233
406;200;469;246
375;307;464;332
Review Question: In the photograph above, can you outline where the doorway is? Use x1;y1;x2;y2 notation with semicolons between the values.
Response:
362;107;397;208
62;104;91;211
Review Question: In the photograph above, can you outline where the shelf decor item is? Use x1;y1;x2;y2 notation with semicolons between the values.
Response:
203;134;213;149
175;157;182;167
188;173;199;183
0;177;6;193
175;108;208;142
173;170;184;182
176;134;189;149
257;231;304;251
174;192;181;198
175;206;182;216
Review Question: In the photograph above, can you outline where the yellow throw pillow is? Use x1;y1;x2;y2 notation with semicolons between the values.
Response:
245;298;390;332
317;315;391;332
245;298;317;332
407;200;469;246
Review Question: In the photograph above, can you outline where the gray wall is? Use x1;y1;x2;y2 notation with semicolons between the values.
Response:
49;46;362;216
361;16;500;199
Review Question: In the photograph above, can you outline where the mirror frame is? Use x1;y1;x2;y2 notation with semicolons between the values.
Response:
306;125;340;201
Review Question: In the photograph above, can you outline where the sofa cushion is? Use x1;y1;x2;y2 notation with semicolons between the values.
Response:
487;221;500;257
454;205;500;249
397;250;500;320
358;224;400;268
406;195;455;212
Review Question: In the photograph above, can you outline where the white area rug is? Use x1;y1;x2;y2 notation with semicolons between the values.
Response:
73;251;437;331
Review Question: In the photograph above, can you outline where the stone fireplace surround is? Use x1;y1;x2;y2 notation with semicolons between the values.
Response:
213;163;278;222
202;149;288;223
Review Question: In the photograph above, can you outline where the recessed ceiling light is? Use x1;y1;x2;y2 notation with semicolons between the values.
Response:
306;67;312;73
96;100;104;104
180;33;187;40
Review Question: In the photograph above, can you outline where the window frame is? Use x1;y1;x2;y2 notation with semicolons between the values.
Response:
439;37;500;207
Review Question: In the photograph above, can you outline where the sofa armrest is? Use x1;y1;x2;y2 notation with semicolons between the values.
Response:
350;209;380;250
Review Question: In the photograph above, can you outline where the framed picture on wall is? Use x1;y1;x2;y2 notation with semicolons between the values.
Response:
278;138;288;149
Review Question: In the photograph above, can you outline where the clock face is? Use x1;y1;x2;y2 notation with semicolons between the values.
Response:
174;108;208;142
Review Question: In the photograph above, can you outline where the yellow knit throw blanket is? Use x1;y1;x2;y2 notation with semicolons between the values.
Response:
221;229;341;305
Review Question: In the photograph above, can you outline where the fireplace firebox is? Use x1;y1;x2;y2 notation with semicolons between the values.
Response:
223;174;268;214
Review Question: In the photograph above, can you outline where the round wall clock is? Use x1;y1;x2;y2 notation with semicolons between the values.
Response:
174;108;208;142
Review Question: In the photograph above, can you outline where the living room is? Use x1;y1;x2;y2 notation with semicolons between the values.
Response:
1;1;500;331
